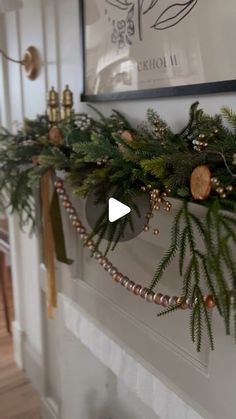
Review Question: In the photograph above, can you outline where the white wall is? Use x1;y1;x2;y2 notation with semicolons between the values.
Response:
1;1;236;419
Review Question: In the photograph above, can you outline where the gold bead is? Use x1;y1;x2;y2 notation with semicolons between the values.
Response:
133;285;142;295
204;295;216;309
154;293;163;305
86;240;94;247
154;204;160;211
63;200;71;208
153;229;160;235
54;180;63;188
226;185;233;192
112;272;123;283
220;193;227;199
143;225;149;232
216;187;224;194
177;297;188;309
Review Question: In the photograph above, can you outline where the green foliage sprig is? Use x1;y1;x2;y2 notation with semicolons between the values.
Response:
0;102;236;351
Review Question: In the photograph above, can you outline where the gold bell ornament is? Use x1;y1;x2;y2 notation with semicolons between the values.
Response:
47;86;60;123
61;84;74;120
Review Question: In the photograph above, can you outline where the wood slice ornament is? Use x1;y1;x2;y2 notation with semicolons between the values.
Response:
121;130;135;142
119;130;135;153
49;126;62;146
190;165;212;200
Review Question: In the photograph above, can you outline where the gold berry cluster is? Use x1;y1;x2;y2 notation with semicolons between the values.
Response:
192;134;208;152
153;121;167;144
192;128;219;152
211;177;233;199
97;157;108;166
141;185;172;235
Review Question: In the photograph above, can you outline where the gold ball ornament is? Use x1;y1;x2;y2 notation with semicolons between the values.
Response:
204;295;216;309
49;126;62;145
190;165;212;200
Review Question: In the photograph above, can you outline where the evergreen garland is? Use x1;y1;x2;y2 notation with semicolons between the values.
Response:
0;102;236;352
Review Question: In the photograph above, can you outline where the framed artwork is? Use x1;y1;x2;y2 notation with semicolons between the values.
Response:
80;0;236;102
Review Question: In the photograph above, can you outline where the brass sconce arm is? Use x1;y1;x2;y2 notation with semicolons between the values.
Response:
0;48;22;64
0;46;41;80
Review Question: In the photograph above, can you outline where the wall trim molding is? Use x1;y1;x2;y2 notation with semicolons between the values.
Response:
22;338;44;394
60;279;207;371
12;320;23;369
41;397;59;419
12;321;44;395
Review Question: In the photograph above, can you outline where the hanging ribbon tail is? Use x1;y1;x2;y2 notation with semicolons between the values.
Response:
41;170;57;319
50;188;73;265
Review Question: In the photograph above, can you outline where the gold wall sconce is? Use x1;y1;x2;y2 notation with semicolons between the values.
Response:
0;45;41;80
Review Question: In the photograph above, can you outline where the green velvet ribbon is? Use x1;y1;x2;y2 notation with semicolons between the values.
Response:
50;189;73;265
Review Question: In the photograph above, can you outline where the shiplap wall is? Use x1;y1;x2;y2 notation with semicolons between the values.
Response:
1;1;236;418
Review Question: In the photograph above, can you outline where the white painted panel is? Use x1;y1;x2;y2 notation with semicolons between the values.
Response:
41;0;58;90
0;14;11;127
18;0;46;116
19;228;42;355
59;295;163;419
4;11;23;124
60;294;203;419
57;0;82;105
41;295;61;406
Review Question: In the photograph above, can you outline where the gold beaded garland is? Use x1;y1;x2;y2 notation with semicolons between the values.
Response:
55;178;230;312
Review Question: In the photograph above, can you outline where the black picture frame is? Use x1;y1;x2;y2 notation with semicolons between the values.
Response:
80;0;236;103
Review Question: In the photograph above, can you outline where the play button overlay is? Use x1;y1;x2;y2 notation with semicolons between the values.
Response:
108;198;131;222
86;190;150;243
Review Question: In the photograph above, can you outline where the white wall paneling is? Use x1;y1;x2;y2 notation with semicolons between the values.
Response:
59;293;203;419
1;1;236;418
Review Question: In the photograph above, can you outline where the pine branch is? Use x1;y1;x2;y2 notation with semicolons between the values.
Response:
149;205;183;290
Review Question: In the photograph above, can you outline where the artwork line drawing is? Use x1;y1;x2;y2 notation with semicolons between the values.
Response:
105;0;199;46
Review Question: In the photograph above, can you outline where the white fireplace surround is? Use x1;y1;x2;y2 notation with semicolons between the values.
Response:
61;294;202;419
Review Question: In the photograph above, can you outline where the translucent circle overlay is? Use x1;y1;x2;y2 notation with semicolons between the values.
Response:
86;191;150;242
